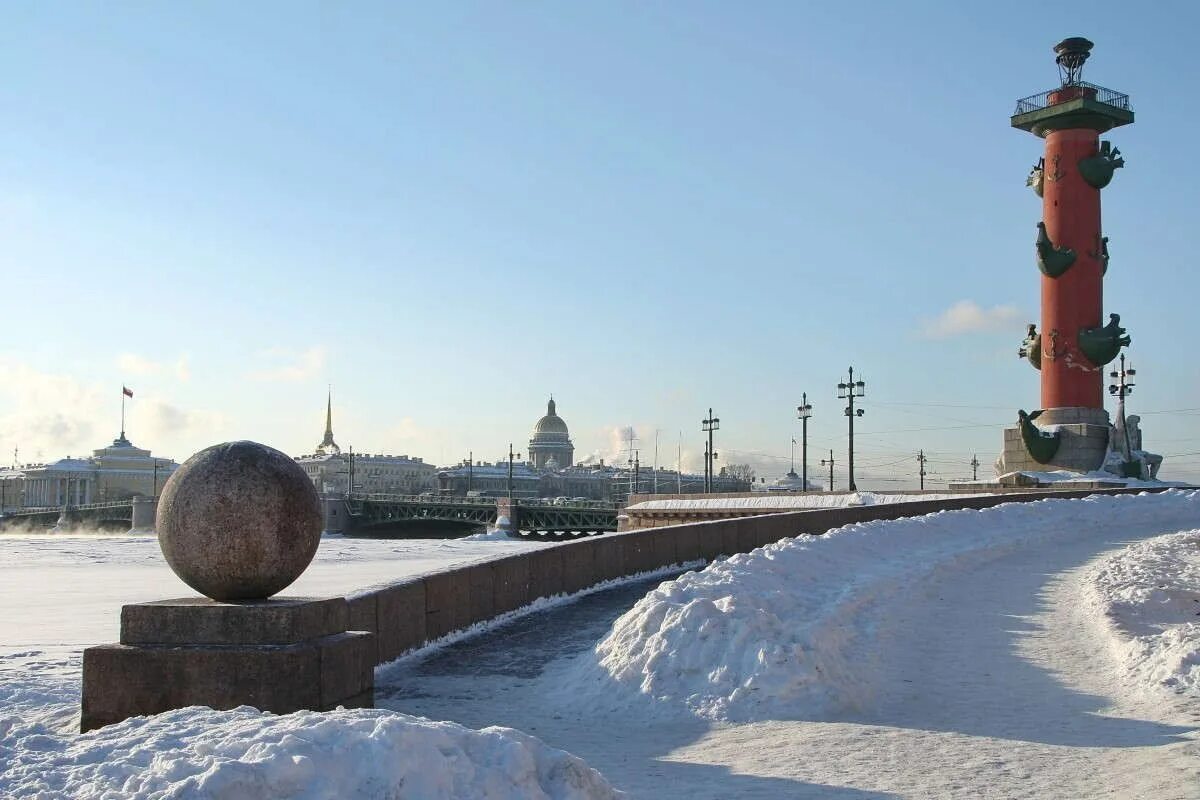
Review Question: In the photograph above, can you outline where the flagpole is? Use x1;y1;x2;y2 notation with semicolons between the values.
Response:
652;430;659;495
121;388;126;439
676;431;682;494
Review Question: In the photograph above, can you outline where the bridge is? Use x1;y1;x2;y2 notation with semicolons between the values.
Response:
0;498;150;531
345;493;619;536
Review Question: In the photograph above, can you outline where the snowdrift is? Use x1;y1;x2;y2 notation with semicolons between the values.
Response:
1081;528;1200;697
0;704;622;800
559;490;1200;721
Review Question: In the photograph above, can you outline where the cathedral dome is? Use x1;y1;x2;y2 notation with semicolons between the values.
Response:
529;397;574;470
533;398;569;436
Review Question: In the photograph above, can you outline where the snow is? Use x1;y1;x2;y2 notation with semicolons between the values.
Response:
1081;528;1200;697
0;532;621;800
0;703;621;799
559;490;1200;722
996;469;1190;488
383;490;1200;798
4;493;1200;797
628;491;975;511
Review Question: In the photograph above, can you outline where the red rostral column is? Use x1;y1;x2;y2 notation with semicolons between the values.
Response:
1013;38;1132;411
1043;115;1103;408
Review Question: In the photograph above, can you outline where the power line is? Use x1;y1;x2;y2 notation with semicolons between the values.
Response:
858;422;1004;436
1138;408;1200;415
874;401;1014;410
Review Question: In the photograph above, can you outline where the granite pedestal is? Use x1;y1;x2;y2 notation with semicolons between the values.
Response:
81;596;374;732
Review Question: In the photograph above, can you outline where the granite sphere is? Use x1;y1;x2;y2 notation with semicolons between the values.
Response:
157;440;322;601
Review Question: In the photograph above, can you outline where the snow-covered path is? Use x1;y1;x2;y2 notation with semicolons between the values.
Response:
674;524;1199;799
381;503;1200;799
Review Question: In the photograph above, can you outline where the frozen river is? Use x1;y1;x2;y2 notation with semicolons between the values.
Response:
0;530;551;656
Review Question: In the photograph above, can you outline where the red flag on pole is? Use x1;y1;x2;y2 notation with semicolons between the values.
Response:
123;386;134;398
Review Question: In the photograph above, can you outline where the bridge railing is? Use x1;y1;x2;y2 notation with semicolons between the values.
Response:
4;499;134;516
349;492;494;507
348;492;619;511
519;498;620;510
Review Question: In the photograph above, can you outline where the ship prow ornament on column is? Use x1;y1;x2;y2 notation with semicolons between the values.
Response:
996;37;1162;484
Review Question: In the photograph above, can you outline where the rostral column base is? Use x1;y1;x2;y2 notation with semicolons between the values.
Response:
995;407;1111;476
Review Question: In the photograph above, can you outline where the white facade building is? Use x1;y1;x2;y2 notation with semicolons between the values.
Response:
0;433;179;510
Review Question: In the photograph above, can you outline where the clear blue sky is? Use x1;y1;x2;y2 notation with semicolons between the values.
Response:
2;1;1198;486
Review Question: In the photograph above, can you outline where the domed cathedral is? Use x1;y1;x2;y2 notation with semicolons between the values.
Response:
528;396;574;470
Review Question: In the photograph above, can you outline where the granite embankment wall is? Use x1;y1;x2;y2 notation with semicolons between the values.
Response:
346;487;1172;666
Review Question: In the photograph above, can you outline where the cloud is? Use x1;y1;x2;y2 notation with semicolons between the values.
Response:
0;359;106;459
251;347;328;382
0;357;222;464
576;425;704;471
920;301;1023;339
133;400;224;444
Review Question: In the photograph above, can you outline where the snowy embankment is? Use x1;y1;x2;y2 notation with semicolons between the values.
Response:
559;490;1200;722
1081;528;1200;697
0;703;620;800
628;491;975;511
0;532;619;798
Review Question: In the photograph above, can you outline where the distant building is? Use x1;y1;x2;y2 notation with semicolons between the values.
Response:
0;432;178;510
432;394;750;501
753;470;823;492
436;460;542;499
294;391;436;495
528;397;574;469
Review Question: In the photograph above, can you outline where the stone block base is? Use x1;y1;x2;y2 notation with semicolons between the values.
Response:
995;407;1111;476
82;597;374;732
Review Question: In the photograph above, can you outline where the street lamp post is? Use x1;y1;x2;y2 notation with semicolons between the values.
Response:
837;367;866;491
628;450;640;500
1108;354;1137;463
507;444;522;500
821;450;835;492
797;393;812;492
701;409;720;493
467;450;473;494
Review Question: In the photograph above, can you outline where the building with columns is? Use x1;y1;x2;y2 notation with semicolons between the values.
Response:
0;433;179;510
